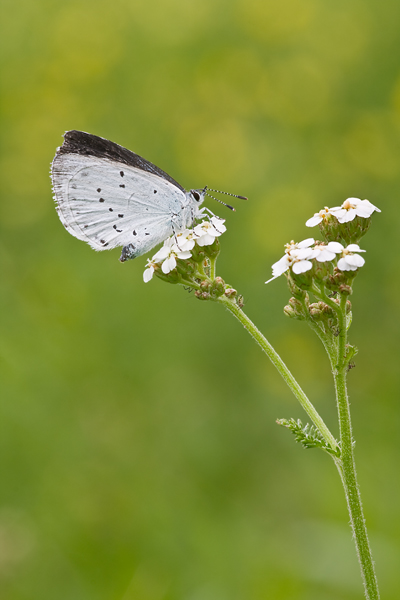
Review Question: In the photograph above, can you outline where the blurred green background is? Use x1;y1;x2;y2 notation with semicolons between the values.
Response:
1;1;399;599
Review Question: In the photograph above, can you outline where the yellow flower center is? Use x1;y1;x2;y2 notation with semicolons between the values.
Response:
342;199;354;210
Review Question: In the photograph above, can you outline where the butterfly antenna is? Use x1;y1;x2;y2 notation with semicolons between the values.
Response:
207;188;248;201
203;186;247;211
204;188;235;211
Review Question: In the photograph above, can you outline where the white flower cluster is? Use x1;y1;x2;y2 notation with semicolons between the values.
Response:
306;197;380;227
266;238;366;283
143;217;226;282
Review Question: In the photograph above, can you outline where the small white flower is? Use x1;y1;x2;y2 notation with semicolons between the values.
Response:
269;254;291;279
292;258;313;274
143;259;158;282
306;199;380;226
172;229;196;253
152;238;173;263
210;216;227;234
337;243;366;271
310;241;343;262
151;237;192;275
266;238;315;283
285;238;316;260
330;198;381;223
306;207;333;227
194;217;226;247
161;248;192;274
162;254;177;274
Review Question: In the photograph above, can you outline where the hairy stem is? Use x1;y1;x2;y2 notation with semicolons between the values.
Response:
333;299;380;599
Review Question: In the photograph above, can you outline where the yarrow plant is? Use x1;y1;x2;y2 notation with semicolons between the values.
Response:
141;196;381;600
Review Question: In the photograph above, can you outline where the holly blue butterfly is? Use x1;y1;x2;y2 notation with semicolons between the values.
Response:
51;131;245;262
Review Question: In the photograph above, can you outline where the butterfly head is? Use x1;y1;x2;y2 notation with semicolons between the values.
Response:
189;187;207;206
189;186;245;212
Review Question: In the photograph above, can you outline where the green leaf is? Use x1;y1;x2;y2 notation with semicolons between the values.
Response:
277;418;341;457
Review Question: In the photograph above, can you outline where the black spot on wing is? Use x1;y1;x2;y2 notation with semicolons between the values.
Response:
58;131;185;192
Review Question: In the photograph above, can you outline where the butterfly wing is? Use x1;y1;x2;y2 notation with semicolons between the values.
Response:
51;131;187;259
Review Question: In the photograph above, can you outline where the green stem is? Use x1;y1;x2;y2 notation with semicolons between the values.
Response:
333;298;380;600
196;260;209;279
218;296;338;452
209;256;217;280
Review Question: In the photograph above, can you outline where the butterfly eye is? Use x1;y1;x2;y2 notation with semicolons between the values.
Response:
191;190;200;202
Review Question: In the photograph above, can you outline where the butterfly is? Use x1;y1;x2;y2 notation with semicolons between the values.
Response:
51;130;213;262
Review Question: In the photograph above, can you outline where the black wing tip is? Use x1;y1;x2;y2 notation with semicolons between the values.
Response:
53;130;186;192
58;130;109;156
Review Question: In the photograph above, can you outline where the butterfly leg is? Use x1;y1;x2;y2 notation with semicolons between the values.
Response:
201;206;216;219
170;220;184;251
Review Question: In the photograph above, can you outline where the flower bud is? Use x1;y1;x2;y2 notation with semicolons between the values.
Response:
284;305;297;318
284;299;305;320
224;287;237;298
284;297;306;319
195;290;210;301
200;280;211;292
339;284;352;296
321;302;335;316
309;303;323;319
210;276;225;296
289;296;303;310
326;267;357;292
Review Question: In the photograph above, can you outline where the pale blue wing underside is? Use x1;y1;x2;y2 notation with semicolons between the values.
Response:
52;153;187;257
